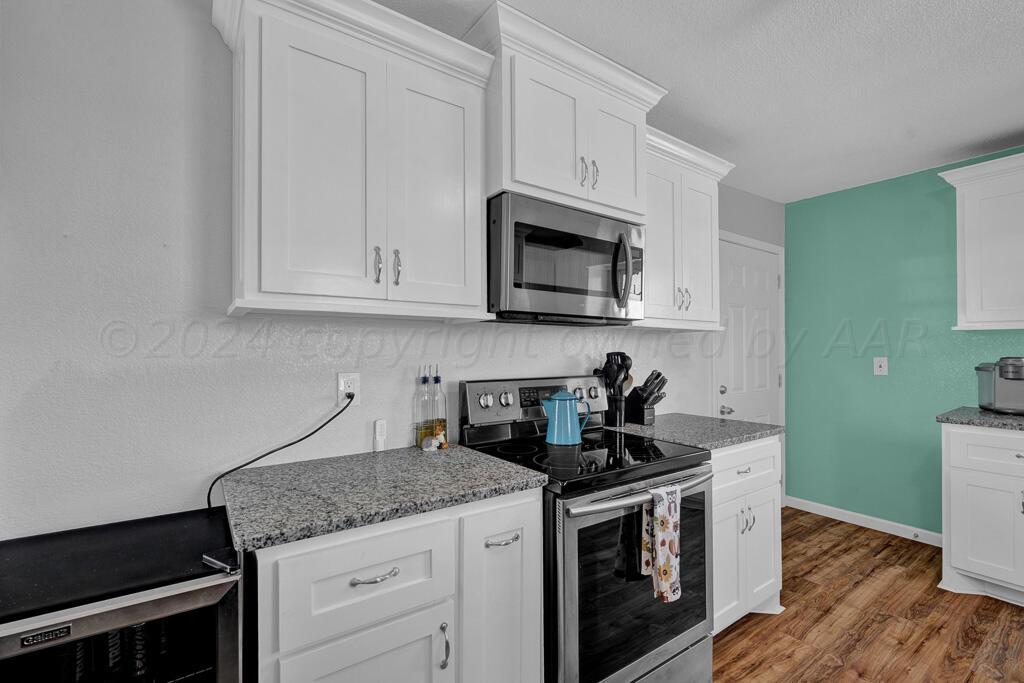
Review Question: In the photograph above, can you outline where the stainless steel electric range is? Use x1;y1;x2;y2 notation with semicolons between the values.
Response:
460;375;713;683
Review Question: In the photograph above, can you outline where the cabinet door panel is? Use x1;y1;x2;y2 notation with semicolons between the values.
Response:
643;155;683;321
260;16;387;298
712;496;746;633
587;95;645;214
950;468;1024;587
386;64;483;306
459;497;543;683
962;172;1024;324
744;484;781;608
279;600;455;683
510;54;588;199
679;169;720;323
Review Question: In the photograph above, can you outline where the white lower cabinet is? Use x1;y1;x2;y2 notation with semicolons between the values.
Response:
252;489;542;682
710;437;783;634
943;423;1024;601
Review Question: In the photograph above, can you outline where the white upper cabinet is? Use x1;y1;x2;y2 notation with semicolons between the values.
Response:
213;0;493;319
939;152;1024;330
637;128;734;331
464;2;665;222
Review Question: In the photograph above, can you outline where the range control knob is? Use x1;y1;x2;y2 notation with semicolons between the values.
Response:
588;386;600;399
499;391;514;407
573;387;585;400
478;392;494;409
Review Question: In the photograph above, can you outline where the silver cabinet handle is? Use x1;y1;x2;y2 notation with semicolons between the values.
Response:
485;532;521;548
1020;491;1024;516
579;156;588;187
1016;453;1024;459
749;505;756;530
740;508;748;535
373;246;383;284
683;287;692;311
591;159;599;189
439;622;451;670
720;405;735;415
350;566;399;586
676;287;684;310
737;466;752;475
393;249;402;286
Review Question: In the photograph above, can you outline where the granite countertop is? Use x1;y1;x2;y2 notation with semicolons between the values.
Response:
221;445;548;552
609;412;785;450
936;406;1024;431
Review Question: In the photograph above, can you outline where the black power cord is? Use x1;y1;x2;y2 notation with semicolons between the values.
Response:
206;392;356;508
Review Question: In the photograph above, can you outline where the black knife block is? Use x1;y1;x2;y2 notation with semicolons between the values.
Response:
625;392;655;426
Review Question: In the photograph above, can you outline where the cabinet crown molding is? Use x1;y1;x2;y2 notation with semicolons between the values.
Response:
647;127;734;181
463;1;666;111
212;0;494;86
939;151;1024;188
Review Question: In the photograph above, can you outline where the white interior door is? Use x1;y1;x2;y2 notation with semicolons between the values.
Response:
714;237;782;424
259;16;388;299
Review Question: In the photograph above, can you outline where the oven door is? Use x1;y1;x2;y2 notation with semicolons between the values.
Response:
491;193;643;321
553;466;713;683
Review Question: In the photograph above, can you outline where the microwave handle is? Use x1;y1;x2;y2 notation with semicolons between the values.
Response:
613;232;633;309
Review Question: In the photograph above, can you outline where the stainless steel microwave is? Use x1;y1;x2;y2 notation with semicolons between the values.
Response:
487;193;644;325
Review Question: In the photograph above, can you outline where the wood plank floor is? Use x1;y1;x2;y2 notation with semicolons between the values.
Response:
713;508;1024;682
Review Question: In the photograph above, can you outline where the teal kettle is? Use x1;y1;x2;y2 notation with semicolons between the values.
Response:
543;390;591;445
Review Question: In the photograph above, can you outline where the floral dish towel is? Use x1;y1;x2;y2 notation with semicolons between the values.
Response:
641;484;681;603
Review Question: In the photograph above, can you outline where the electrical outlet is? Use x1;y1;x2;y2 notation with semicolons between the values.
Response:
873;357;888;376
338;372;360;406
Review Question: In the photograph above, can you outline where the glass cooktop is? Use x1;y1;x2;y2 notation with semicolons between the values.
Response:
472;429;709;495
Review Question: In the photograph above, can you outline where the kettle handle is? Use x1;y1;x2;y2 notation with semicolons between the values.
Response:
579;400;591;430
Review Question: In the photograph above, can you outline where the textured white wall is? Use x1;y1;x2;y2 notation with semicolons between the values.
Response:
719;184;785;247
1;0;768;540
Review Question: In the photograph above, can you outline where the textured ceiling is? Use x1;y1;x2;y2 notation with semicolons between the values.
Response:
376;0;1024;203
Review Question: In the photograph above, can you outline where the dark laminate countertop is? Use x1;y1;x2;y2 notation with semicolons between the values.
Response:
221;445;548;552
936;406;1024;431
609;412;784;450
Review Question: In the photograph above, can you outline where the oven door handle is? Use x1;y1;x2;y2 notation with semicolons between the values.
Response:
612;232;633;309
566;472;713;518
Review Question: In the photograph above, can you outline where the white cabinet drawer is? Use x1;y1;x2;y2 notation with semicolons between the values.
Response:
274;518;456;653
948;425;1024;477
711;438;781;503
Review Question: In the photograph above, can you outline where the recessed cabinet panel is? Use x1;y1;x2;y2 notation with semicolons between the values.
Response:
712;497;746;632
259;17;387;299
587;97;645;214
745;484;781;607
949;468;1024;587
964;176;1024;323
387;64;482;306
680;170;720;323
510;54;588;199
278;600;455;683
642;156;683;321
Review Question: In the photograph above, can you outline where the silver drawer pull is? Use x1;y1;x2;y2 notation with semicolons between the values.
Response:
737;466;752;475
350;566;399;586
439;622;451;670
1015;453;1024;459
485;532;521;548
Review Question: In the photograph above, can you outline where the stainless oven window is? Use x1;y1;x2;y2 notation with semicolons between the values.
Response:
513;222;642;300
574;489;707;682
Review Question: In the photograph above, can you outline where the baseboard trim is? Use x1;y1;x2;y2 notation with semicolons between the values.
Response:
784;495;942;547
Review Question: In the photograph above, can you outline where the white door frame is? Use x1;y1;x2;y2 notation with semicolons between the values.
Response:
715;231;786;491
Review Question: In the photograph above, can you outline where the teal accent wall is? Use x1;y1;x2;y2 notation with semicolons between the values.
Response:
785;146;1024;533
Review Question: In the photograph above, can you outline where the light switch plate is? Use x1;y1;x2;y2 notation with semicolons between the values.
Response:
873;357;888;376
